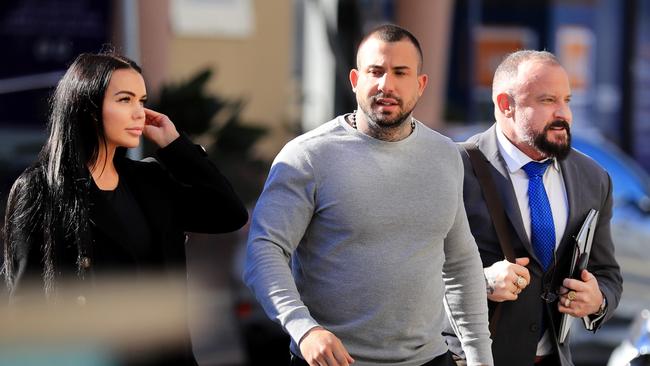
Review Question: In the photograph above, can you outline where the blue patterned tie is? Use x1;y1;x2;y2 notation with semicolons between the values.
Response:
522;160;555;271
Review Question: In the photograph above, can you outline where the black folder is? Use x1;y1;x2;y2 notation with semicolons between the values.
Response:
558;209;599;344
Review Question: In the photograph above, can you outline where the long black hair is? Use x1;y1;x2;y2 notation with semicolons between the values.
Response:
3;52;141;297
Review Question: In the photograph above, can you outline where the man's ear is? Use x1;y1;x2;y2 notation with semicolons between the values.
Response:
417;74;428;96
496;93;514;117
349;69;359;92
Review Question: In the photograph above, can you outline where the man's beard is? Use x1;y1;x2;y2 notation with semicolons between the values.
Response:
533;120;572;160
360;93;413;128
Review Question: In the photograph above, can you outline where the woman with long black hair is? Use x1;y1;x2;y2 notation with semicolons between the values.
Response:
3;52;248;365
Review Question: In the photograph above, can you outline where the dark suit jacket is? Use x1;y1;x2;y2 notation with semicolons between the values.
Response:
459;124;622;366
6;135;248;365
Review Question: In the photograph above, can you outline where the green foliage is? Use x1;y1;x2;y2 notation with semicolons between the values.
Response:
155;69;224;136
211;99;267;156
151;68;269;204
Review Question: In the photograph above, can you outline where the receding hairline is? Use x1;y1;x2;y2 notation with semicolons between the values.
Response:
492;50;561;100
355;24;424;73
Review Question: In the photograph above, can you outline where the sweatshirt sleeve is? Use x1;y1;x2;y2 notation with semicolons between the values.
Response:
442;149;494;366
242;140;321;345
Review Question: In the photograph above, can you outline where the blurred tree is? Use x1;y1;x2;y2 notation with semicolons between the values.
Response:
150;68;269;205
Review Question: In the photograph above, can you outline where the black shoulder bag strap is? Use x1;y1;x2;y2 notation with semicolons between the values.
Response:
460;142;515;337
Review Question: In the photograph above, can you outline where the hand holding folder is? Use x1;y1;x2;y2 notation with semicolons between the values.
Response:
558;209;599;344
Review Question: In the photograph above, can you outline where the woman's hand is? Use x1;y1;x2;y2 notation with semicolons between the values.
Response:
143;108;180;148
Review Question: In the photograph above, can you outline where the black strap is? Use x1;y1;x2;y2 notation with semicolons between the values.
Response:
460;142;516;337
461;142;515;262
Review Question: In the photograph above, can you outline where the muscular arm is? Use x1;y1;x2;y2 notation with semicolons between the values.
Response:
442;152;493;366
243;141;321;345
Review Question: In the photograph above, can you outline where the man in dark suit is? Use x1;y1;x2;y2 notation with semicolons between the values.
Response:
450;50;622;365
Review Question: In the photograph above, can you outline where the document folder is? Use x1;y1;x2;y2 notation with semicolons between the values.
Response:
558;209;599;344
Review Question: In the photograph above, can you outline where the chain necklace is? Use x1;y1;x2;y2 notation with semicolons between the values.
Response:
349;110;416;131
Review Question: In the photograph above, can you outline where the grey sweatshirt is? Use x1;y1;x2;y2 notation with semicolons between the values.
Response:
244;115;493;366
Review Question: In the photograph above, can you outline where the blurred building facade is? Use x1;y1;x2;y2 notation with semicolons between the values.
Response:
1;2;649;364
2;0;649;170
442;0;650;175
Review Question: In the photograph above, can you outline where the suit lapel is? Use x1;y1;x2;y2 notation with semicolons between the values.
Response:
556;152;582;261
476;126;535;255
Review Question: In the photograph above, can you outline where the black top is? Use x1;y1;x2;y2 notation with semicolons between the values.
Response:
92;178;157;274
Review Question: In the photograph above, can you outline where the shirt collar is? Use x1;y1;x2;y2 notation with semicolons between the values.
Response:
495;123;559;174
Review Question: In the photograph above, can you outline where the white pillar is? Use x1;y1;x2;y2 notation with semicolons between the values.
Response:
122;0;143;160
301;0;338;131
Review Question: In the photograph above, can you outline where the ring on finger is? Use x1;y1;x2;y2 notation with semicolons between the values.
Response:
567;290;577;301
516;276;527;288
564;298;571;307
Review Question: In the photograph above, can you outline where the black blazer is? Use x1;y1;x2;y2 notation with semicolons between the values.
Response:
459;125;622;366
9;134;247;291
87;135;249;277
5;135;248;365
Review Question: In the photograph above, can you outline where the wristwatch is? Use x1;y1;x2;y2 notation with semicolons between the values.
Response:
594;297;607;317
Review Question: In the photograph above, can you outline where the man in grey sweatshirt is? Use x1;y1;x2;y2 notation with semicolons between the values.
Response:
244;24;493;366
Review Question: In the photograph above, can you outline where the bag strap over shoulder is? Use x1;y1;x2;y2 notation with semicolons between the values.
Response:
460;142;515;338
460;142;515;262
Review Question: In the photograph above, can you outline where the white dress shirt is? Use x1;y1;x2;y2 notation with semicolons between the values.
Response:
495;123;568;356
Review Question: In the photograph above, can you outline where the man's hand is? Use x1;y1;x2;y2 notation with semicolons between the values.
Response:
299;327;355;366
558;269;604;317
484;257;530;302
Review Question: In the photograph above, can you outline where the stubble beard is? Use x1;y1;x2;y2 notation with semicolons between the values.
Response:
359;94;415;131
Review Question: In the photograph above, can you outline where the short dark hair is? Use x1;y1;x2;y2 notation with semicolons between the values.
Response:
356;24;423;72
